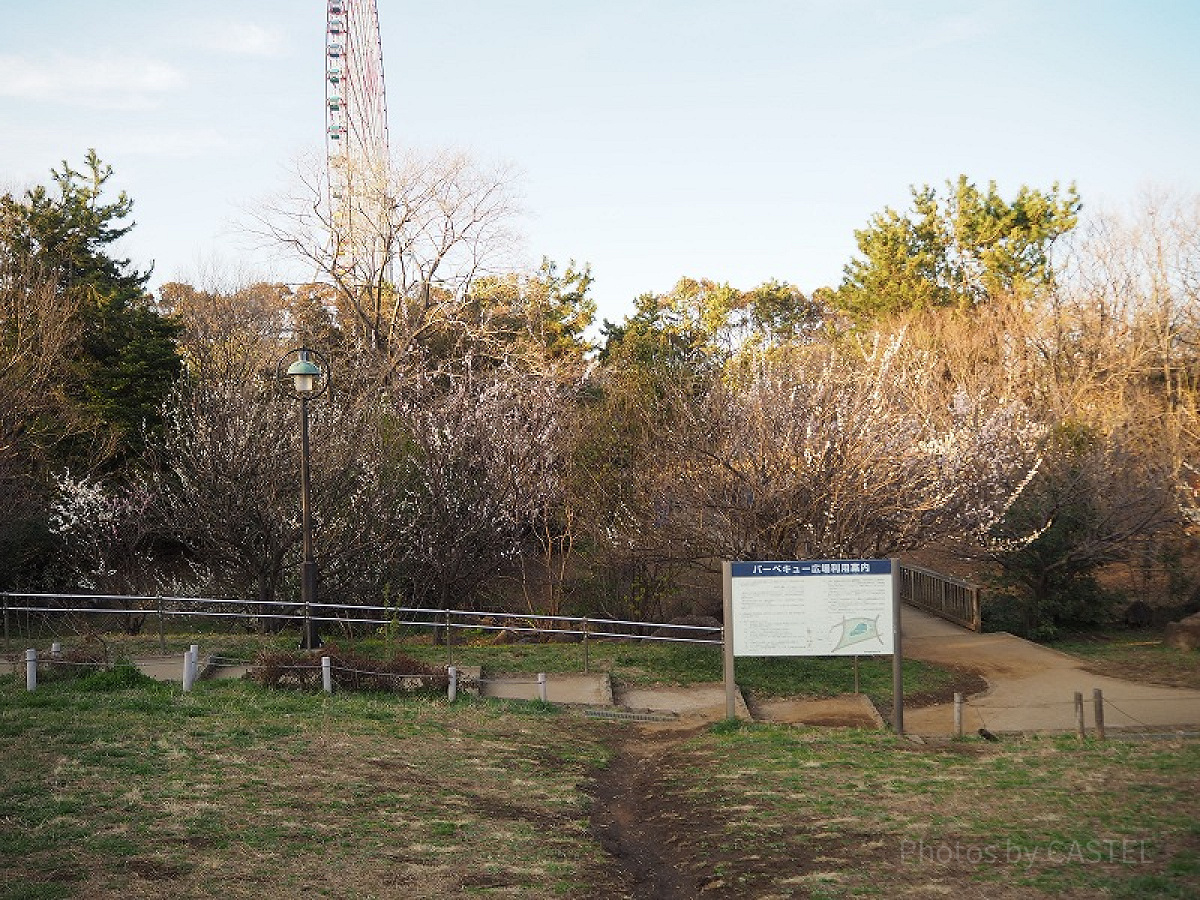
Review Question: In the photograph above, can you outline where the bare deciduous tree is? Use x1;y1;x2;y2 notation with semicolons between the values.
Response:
247;149;522;358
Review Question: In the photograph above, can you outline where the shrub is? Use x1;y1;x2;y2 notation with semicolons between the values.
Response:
249;644;449;693
75;660;157;691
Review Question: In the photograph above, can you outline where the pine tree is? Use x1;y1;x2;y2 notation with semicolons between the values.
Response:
0;150;182;457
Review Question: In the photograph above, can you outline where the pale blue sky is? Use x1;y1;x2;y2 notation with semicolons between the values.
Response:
3;1;1198;324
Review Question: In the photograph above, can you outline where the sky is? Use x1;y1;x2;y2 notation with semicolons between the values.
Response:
2;1;1199;326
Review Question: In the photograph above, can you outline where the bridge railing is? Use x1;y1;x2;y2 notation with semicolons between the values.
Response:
898;564;982;632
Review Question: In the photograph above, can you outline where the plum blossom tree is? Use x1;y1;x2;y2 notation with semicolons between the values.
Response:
50;472;159;593
146;374;413;624
381;367;577;612
609;335;1047;567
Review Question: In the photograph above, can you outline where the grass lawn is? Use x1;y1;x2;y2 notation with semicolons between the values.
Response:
0;672;616;899
1049;628;1200;691
656;723;1200;898
2;672;1198;899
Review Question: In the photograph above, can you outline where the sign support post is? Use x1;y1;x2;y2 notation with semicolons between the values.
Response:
891;557;904;736
723;561;737;720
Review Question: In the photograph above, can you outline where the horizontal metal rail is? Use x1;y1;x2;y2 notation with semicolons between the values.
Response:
1;592;723;645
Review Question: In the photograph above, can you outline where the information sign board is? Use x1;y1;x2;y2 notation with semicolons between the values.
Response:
729;559;894;657
721;558;904;732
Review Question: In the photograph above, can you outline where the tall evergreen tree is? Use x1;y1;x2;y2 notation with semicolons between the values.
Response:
834;176;1081;320
0;150;182;457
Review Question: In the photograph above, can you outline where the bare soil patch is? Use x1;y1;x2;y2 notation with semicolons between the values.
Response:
588;725;718;898
751;693;884;728
1076;654;1200;690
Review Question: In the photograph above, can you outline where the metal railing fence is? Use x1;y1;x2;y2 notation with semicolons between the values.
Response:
4;562;982;655
0;591;723;652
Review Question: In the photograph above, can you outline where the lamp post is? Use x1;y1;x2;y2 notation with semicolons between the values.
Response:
277;348;329;650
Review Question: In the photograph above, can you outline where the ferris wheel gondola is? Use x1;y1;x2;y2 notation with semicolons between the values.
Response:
324;0;389;224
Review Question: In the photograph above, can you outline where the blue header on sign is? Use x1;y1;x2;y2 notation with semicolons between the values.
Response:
731;560;892;577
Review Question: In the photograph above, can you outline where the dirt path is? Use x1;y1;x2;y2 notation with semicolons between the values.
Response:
589;725;714;899
901;606;1200;734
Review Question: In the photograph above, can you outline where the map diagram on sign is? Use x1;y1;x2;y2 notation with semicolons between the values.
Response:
829;615;884;652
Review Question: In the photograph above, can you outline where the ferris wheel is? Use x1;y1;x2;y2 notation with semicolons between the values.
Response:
325;0;390;216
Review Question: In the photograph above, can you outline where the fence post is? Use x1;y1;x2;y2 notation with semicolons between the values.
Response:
157;596;165;654
25;648;37;692
537;672;547;703
448;665;458;703
445;610;453;667
50;641;62;658
182;649;195;692
582;618;589;673
3;593;9;650
1093;688;1106;741
322;655;333;693
953;693;963;738
1074;692;1085;740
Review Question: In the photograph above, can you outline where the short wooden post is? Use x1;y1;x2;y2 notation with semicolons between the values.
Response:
953;692;963;737
448;665;458;703
537;672;547;703
25;648;37;692
157;596;166;654
1093;688;1106;741
321;655;333;693
853;655;860;694
1074;692;1085;739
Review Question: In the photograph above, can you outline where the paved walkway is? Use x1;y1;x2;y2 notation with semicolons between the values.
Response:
901;606;1200;735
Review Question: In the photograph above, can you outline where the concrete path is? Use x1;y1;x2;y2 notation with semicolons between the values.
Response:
479;671;613;706
133;654;189;681
617;682;753;721
477;674;754;721
901;606;1200;736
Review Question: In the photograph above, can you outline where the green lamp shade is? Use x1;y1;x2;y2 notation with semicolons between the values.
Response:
286;354;322;394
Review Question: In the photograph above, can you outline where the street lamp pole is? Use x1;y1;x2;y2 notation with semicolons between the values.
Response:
299;390;318;651
280;348;328;651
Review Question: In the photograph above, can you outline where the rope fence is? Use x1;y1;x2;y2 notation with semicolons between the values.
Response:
11;643;562;701
11;638;1196;741
948;688;1200;741
6;592;1197;740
